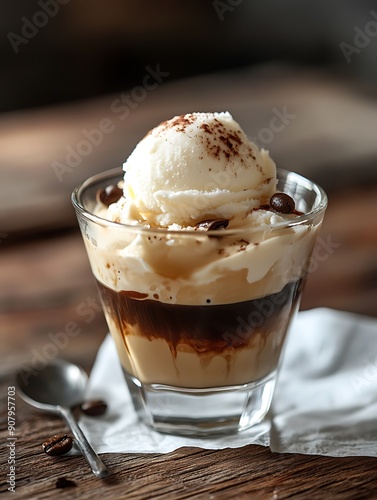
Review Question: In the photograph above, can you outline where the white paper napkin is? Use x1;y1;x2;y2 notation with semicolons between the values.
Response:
79;308;377;457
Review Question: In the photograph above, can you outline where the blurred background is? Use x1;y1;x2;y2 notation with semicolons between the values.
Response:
2;0;377;112
1;0;377;368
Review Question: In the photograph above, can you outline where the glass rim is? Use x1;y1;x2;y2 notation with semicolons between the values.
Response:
71;167;328;236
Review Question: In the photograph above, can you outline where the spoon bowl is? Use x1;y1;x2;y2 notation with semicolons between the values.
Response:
16;358;109;479
16;358;88;412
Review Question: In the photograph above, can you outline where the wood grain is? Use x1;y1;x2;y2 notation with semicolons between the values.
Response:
1;386;377;499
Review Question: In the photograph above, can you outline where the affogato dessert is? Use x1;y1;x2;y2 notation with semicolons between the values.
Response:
82;112;321;389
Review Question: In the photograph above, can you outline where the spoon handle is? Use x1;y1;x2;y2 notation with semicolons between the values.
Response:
59;406;109;478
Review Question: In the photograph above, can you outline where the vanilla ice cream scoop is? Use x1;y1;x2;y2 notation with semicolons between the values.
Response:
120;112;277;227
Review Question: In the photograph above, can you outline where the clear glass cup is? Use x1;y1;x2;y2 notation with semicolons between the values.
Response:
72;168;327;436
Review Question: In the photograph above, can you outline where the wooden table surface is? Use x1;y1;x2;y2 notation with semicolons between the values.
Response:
1;181;377;499
1;66;377;498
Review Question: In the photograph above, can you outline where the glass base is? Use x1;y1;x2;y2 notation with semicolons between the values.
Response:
123;370;276;437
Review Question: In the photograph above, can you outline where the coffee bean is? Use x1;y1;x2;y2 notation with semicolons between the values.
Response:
269;193;295;214
56;477;76;489
96;185;123;206
195;218;229;231
42;434;73;456
81;400;107;416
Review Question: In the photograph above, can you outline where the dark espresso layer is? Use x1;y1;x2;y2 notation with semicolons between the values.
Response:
97;280;303;356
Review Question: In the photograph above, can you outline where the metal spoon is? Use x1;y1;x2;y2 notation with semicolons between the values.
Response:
16;358;109;479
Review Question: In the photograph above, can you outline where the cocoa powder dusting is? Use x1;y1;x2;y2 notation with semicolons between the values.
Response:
156;114;257;167
198;118;256;164
159;114;196;134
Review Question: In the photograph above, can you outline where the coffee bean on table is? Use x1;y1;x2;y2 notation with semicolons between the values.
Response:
56;477;76;489
269;193;296;214
81;400;107;416
42;434;73;456
96;185;123;206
